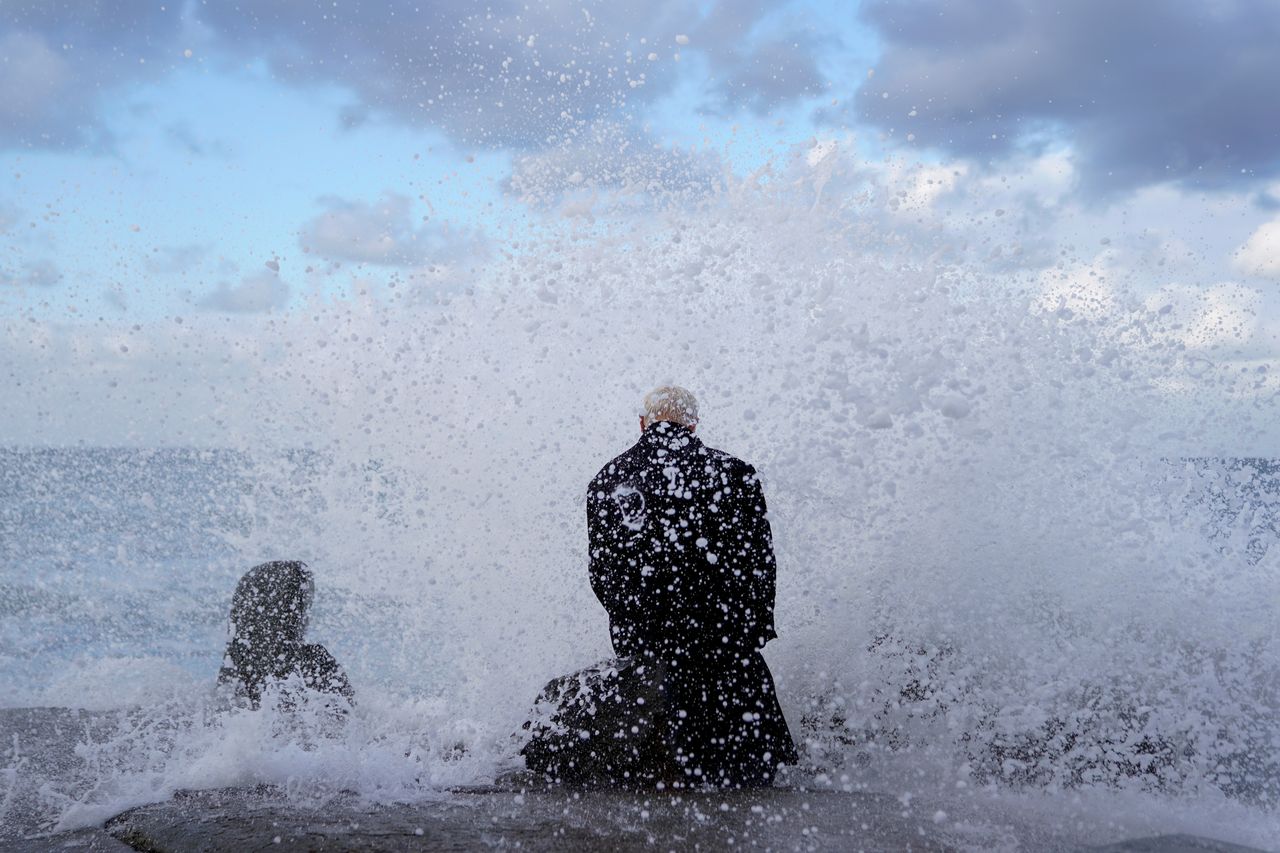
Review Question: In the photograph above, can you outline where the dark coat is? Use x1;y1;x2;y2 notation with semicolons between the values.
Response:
217;561;353;710
584;422;798;786
588;421;779;657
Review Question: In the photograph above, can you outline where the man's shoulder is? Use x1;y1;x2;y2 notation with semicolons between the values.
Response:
699;443;758;480
589;444;642;491
588;435;759;489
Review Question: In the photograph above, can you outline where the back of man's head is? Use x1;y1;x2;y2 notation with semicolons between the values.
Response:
641;386;699;429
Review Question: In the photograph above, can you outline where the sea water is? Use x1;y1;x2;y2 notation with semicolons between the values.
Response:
1;162;1278;847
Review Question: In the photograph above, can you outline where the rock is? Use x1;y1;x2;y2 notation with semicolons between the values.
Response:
0;707;126;841
520;657;674;785
2;827;135;852
104;784;957;852
1089;834;1267;853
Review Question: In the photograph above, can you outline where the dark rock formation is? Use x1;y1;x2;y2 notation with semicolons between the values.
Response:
102;784;958;852
800;633;1280;806
1089;834;1267;853
520;658;674;786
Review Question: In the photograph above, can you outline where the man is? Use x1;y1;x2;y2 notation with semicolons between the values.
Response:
586;386;798;787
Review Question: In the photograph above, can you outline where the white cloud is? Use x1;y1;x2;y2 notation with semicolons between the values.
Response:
1034;255;1120;321
0;259;62;289
0;202;20;234
1235;219;1280;279
198;270;289;313
143;244;209;276
300;192;486;268
884;160;966;215
1145;283;1262;351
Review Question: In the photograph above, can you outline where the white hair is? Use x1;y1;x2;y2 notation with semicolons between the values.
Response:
641;386;699;429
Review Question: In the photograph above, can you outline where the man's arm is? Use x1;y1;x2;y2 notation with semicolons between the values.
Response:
733;464;779;648
586;483;624;615
589;480;658;657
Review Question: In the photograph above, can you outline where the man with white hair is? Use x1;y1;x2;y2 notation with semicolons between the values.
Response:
585;386;798;787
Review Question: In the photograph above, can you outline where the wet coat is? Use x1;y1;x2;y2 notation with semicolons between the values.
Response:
585;421;798;786
217;561;353;709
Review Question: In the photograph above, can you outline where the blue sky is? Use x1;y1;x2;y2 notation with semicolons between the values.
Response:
2;0;1280;445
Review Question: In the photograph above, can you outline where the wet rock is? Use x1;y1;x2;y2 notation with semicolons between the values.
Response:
520;657;674;785
802;634;1279;805
3;827;135;852
104;784;956;852
0;707;126;841
1089;834;1266;853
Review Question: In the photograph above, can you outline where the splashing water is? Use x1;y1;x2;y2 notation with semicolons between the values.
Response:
2;148;1278;846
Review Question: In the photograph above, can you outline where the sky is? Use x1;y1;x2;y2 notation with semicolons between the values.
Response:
1;0;1279;445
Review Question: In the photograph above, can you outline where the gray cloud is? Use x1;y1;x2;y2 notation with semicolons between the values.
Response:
707;37;827;114
199;270;289;313
0;30;81;148
199;0;824;147
854;0;1280;196
693;1;831;115
0;2;184;148
299;192;487;267
2;1;827;152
